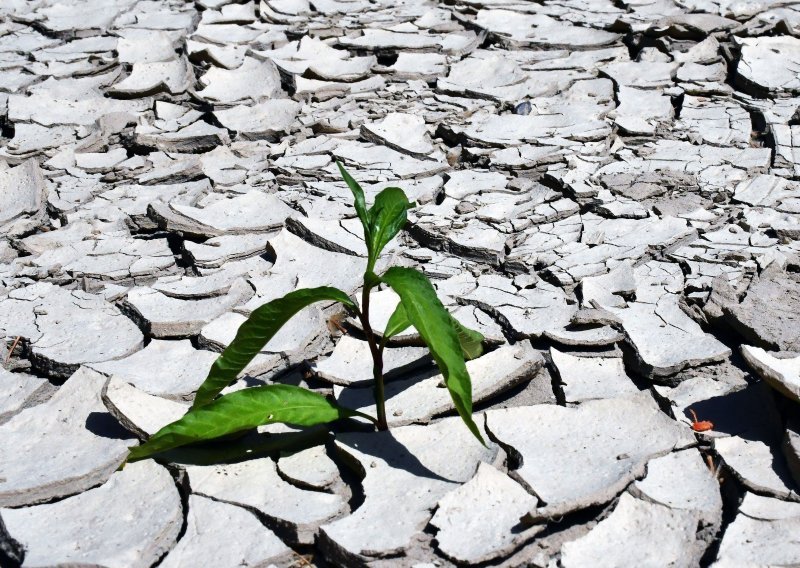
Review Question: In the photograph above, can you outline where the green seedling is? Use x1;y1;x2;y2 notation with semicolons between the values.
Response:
127;162;486;464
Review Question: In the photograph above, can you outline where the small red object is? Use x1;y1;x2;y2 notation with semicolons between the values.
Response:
689;408;714;432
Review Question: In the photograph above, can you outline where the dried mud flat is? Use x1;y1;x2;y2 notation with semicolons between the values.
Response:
2;0;800;566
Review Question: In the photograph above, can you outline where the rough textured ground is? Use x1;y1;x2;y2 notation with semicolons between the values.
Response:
2;0;800;566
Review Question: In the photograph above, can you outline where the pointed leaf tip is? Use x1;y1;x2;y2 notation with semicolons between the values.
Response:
366;187;412;270
193;287;355;409
336;160;370;245
380;266;485;444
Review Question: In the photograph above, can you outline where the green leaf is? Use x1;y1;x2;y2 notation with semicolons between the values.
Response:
129;385;362;462
384;301;485;361
451;318;484;360
384;302;412;339
193;287;355;409
149;429;329;466
366;187;412;271
380;267;485;444
336;160;370;243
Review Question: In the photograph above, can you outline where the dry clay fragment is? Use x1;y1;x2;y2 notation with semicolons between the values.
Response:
32;235;177;282
334;141;449;180
0;368;133;507
151;262;258;299
0;282;144;378
0;461;181;568
335;342;543;427
550;347;640;403
151;191;296;238
286;216;370;257
464;277;577;340
214;99;301;139
312;335;430;387
715;434;800;501
0;368;50;424
184;233;272;269
196;56;284;104
186;456;347;545
265;229;368;295
109;57;193;96
486;392;693;519
560;493;705;568
614;296;731;377
631;448;723;529
159;495;292;568
733;174;800;208
360;112;434;158
6;123;76;157
122;278;254;338
612;85;674;135
0;159;47;236
722;270;800;352
736;36;800;96
453;106;611;146
306;56;376;82
741;345;800;403
475;9;619;48
89;339;219;401
319;417;498;564
277;445;343;492
134;119;230;153
713;493;800;567
6;93;148;128
102;377;188;438
116;28;177;64
676;96;750;147
584;262;731;378
430;462;542;565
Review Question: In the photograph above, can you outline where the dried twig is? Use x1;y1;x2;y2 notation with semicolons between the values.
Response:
291;551;313;567
327;313;348;335
4;336;21;366
705;454;724;484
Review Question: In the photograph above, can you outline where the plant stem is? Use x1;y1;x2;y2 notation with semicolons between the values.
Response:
358;283;388;431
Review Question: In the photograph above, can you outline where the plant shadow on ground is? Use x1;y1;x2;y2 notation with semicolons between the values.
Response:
84;411;137;441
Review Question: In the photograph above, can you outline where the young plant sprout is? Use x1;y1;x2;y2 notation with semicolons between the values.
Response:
127;162;486;463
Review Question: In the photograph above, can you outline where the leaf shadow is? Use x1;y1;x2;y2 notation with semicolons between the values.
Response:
150;429;329;467
85;411;134;441
335;364;440;413
336;429;453;483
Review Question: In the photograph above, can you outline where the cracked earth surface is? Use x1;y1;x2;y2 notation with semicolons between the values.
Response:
2;0;800;566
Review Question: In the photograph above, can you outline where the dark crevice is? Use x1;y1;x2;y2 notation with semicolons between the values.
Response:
151;467;191;568
1;120;15;140
164;232;194;270
375;52;398;66
748;109;772;156
699;451;743;567
671;91;685;119
325;440;366;516
0;514;24;568
544;353;568;406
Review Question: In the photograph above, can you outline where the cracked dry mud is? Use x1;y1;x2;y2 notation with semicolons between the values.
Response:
2;0;800;566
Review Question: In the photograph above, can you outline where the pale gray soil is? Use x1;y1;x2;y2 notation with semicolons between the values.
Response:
2;0;800;566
